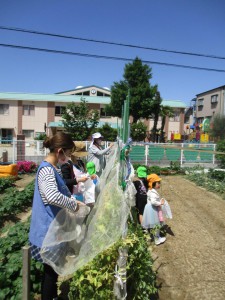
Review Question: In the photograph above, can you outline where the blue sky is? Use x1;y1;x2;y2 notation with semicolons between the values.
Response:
1;0;225;106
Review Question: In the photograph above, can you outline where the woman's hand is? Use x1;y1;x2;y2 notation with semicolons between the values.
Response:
161;198;165;205
90;174;97;180
76;200;86;206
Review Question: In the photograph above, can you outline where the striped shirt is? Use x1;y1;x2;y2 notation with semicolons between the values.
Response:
37;166;77;212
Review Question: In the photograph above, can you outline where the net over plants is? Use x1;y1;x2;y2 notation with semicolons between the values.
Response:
40;143;136;276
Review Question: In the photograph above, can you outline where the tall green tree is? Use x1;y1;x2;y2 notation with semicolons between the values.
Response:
96;123;118;141
150;87;162;142
130;122;147;142
107;57;160;123
210;114;225;140
61;98;99;140
159;105;174;142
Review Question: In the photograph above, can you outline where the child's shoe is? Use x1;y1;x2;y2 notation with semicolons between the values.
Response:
154;237;161;245
159;236;166;244
154;236;166;245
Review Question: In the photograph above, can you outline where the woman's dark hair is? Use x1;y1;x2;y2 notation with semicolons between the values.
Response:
43;132;75;152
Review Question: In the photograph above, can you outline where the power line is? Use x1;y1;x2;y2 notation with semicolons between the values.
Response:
1;43;225;73
0;25;225;60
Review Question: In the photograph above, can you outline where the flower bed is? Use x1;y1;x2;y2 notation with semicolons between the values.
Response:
17;161;38;174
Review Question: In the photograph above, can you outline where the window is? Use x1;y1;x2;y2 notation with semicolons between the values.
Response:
198;98;204;106
22;130;34;138
23;105;35;116
1;128;13;140
0;104;9;115
55;106;66;116
211;94;218;103
83;91;89;96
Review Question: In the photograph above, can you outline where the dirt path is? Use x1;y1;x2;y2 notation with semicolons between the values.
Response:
14;173;36;190
151;175;225;300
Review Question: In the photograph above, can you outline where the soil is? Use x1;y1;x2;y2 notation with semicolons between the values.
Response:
14;173;36;190
151;175;225;300
4;174;225;299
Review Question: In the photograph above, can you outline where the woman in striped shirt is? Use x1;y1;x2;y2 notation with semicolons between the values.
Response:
29;132;85;300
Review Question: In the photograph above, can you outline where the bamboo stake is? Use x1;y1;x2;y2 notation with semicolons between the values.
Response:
22;245;31;300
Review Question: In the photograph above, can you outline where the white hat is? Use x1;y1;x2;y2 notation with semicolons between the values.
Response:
92;132;103;139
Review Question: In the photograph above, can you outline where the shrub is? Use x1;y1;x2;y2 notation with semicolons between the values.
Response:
17;161;38;174
148;165;161;175
216;140;225;168
34;133;47;140
208;168;225;182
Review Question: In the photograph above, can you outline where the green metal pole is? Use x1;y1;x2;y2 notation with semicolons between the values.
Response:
126;90;130;142
123;100;127;143
123;90;130;143
121;105;124;140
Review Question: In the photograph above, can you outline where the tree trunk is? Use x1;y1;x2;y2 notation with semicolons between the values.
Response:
160;116;166;142
152;114;159;142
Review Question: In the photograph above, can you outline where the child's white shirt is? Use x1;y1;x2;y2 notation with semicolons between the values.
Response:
83;175;99;204
147;189;161;206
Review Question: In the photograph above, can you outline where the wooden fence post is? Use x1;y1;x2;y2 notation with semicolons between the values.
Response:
22;245;31;300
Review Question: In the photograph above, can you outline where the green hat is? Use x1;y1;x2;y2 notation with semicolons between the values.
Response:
86;161;96;175
137;166;147;178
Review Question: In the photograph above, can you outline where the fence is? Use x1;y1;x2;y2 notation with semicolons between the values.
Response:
0;140;218;167
0;140;47;164
129;142;217;167
0;140;95;165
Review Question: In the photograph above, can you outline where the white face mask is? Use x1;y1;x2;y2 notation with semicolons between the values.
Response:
57;149;71;166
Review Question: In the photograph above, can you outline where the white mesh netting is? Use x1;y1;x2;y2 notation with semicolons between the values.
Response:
40;143;136;276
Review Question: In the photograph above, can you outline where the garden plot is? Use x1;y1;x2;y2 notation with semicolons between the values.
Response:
152;175;225;300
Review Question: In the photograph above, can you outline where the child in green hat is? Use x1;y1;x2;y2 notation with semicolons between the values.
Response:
133;166;148;225
83;162;100;208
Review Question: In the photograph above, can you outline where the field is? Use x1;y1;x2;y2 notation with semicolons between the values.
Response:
1;173;225;299
152;175;225;300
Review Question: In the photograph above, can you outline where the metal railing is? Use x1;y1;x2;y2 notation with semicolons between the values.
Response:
0;140;218;167
130;142;217;167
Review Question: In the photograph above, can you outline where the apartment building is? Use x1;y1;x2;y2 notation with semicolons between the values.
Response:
0;85;115;140
196;85;225;124
0;85;187;141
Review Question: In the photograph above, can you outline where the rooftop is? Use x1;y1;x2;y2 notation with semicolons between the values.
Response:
0;92;111;104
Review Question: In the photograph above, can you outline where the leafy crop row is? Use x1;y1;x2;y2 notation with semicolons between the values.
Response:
186;169;225;199
0;171;158;299
0;177;15;193
68;218;157;300
0;180;35;228
0;220;42;300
